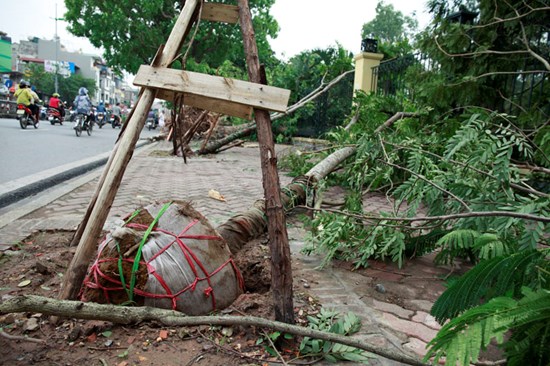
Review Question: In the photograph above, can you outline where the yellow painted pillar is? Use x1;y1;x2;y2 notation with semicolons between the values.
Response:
353;52;384;94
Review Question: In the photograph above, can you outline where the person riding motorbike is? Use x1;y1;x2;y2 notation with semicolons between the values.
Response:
14;80;39;121
48;92;65;119
111;102;122;127
73;87;93;128
29;86;42;122
96;101;106;125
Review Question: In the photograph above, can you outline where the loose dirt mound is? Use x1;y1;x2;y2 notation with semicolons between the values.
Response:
0;226;320;366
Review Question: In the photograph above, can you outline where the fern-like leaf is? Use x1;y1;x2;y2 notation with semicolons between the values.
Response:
434;229;479;264
425;288;550;365
431;249;547;323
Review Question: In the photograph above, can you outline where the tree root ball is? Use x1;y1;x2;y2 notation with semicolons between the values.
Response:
81;201;244;315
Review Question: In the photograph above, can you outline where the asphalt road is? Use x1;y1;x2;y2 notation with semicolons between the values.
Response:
0;116;157;184
0;116;159;208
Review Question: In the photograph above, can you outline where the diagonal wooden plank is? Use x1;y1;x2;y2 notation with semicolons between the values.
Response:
155;90;253;120
59;0;201;302
201;3;239;23
134;65;290;113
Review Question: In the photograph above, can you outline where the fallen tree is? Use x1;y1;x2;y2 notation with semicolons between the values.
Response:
0;295;428;366
218;146;356;254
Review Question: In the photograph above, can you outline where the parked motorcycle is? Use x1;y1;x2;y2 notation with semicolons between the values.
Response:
16;104;39;129
47;108;64;125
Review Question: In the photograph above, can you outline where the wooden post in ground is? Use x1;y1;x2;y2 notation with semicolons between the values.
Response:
58;0;201;301
237;0;295;325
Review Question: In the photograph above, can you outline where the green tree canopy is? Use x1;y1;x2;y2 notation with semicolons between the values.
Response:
415;0;549;129
361;1;418;58
24;63;96;104
64;0;280;74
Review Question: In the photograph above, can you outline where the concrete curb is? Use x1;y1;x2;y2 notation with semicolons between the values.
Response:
0;139;153;209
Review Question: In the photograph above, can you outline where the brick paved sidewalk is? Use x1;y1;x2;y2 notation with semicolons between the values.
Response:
0;141;469;365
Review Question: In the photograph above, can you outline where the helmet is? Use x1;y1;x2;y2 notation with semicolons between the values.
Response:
19;80;28;87
79;87;88;95
52;93;60;97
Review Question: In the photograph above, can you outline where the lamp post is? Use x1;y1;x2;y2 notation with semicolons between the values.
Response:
53;3;65;93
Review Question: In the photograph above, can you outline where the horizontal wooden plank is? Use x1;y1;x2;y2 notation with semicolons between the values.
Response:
200;3;239;24
133;65;290;113
155;89;253;120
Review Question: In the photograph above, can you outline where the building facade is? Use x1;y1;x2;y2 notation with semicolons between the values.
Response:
3;35;137;106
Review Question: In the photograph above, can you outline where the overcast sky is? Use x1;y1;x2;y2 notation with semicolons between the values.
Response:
2;0;431;60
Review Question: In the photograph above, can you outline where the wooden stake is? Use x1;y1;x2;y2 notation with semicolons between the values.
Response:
58;0;201;301
237;0;295;325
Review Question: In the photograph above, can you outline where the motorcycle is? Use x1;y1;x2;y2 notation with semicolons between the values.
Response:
110;113;122;128
16;104;39;129
146;117;157;130
47;108;64;125
73;112;93;137
96;112;106;128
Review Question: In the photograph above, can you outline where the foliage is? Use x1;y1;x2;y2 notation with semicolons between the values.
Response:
303;99;549;268
425;286;550;365
361;0;419;58
64;0;279;74
299;308;374;363
272;45;354;138
415;0;549;130
431;249;549;322
23;64;96;104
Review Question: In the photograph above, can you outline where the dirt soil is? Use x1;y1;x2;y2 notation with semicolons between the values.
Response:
0;217;457;366
0;223;326;366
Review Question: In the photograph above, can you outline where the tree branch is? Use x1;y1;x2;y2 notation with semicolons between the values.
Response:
379;160;472;211
434;35;530;58
0;295;427;366
448;70;549;87
383;140;549;198
271;70;354;121
374;112;419;133
470;5;550;29
301;206;550;224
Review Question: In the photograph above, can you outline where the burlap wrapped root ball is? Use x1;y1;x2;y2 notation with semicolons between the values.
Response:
81;201;244;315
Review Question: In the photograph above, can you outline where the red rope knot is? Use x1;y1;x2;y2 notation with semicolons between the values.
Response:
203;287;213;298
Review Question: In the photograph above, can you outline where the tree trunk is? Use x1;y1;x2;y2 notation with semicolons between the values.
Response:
238;0;294;326
198;122;256;154
217;146;357;254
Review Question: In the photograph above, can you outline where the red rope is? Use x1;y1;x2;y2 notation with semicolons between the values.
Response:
82;218;244;312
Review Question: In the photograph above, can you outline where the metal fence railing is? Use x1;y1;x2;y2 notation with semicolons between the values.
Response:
371;54;549;119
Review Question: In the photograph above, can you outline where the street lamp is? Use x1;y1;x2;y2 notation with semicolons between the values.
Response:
53;3;65;93
361;38;378;53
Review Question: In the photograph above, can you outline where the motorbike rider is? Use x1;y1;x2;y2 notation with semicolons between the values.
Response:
73;87;93;127
14;80;39;121
48;92;65;119
95;101;107;118
112;102;122;126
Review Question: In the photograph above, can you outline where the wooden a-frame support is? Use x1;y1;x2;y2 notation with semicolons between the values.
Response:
59;0;294;323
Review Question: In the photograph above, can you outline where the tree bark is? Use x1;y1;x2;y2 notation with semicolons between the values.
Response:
238;0;294;326
217;147;357;254
0;295;427;366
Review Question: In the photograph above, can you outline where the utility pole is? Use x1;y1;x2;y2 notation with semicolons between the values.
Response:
54;3;59;93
